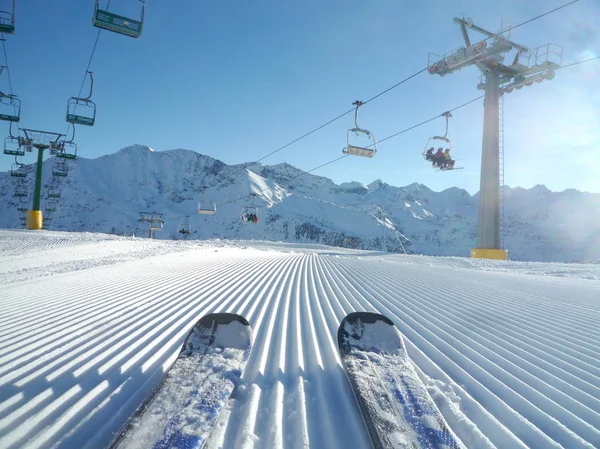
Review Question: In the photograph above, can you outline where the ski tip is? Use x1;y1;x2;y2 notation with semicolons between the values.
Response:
197;313;251;328
337;311;398;352
340;311;394;327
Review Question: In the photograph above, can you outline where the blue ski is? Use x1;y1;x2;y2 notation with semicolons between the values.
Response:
338;312;465;449
110;313;253;449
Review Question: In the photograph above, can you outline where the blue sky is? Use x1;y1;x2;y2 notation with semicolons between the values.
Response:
0;0;598;195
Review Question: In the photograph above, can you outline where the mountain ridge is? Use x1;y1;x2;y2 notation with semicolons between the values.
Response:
1;145;599;262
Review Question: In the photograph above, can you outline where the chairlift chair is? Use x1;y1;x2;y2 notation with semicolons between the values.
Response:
93;0;145;38
10;162;26;177
198;200;217;215
4;136;22;155
52;161;68;177
422;112;461;171
0;93;20;122
423;136;452;158
343;100;377;158
66;71;96;126
197;186;216;215
241;193;259;224
57;141;77;160
178;216;192;235
241;206;259;224
47;187;61;199
13;184;27;198
66;98;96;126
0;0;15;34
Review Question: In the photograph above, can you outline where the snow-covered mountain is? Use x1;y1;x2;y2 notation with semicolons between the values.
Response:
1;144;599;262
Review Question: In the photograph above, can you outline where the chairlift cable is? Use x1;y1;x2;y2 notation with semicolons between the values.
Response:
206;53;596;216
479;0;581;43
198;95;485;213
201;0;583;196
379;95;484;145
559;55;600;69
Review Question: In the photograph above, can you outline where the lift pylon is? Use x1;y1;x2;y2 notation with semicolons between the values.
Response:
138;211;164;238
429;17;562;260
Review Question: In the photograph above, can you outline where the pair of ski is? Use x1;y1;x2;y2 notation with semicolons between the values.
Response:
108;312;463;449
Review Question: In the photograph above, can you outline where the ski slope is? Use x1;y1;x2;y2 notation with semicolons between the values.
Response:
1;229;599;449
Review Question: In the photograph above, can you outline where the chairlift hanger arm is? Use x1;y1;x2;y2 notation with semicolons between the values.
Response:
81;71;94;101
66;124;76;143
440;111;451;138
352;100;364;130
457;20;471;47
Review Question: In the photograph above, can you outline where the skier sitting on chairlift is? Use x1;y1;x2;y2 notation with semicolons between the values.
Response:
432;148;445;167
442;148;455;169
425;147;435;162
244;212;258;223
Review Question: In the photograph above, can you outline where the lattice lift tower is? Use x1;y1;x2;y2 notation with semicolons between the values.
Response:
16;129;68;230
138;212;164;239
428;18;562;260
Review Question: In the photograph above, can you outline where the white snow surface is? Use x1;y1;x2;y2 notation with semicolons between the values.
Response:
1;229;599;449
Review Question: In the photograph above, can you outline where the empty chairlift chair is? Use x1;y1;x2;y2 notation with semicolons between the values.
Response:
57;141;77;160
10;162;27;177
0;66;20;122
343;100;377;158
47;187;61;199
93;0;145;38
0;1;15;34
45;202;57;213
52;161;68;177
13;182;28;198
66;72;96;126
4;136;22;156
197;186;217;215
0;94;20;122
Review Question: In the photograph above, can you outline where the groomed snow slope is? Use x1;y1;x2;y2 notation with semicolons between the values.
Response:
0;230;599;449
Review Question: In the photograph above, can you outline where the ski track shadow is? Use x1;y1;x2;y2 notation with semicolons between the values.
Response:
1;322;194;449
